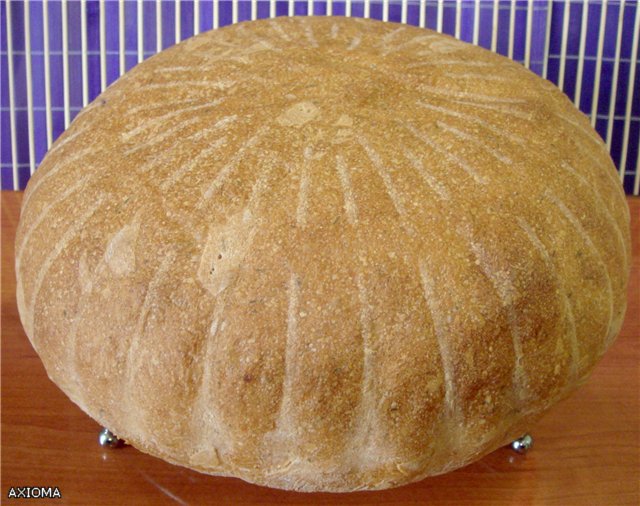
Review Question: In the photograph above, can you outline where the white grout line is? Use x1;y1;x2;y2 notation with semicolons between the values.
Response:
24;0;36;176
17;158;637;173
634;127;640;195
137;0;144;62
383;0;389;22
455;0;462;39
119;0;125;75
6;107;636;121
576;113;637;121
215;0;220;27
491;0;499;52
621;4;640;184
43;0;53;149
420;0;426;29
0;49;556;65
175;0;181;42
8;48;613;59
232;0;238;23
558;0;570;90
437;0;444;33
524;0;533;68
9;48;626;60
156;0;162;52
542;0;552;78
574;0;589;108
590;0;608;126
62;0;70;127
81;0;89;106
6;0;19;189
0;163;58;167
438;3;549;13
508;0;516;59
1;107;83;112
473;0;480;45
194;0;200;34
606;0;626;151
100;0;107;91
546;50;636;60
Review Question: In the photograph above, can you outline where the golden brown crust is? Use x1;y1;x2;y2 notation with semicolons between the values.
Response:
15;16;630;492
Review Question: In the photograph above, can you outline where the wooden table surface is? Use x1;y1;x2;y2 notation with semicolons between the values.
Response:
2;190;638;505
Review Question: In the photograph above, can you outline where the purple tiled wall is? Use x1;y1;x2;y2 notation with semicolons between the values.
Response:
1;1;639;193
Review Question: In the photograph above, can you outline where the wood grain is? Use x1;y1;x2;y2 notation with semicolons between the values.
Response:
2;190;638;505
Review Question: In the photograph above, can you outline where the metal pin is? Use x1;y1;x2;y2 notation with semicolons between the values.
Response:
98;428;125;448
510;433;533;454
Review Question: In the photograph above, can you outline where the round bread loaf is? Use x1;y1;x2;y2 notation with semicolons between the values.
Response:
15;16;630;492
